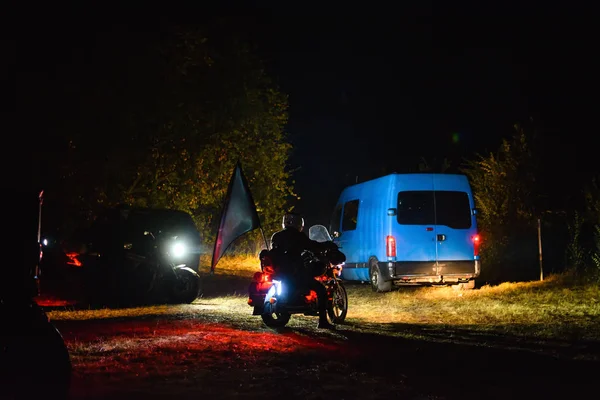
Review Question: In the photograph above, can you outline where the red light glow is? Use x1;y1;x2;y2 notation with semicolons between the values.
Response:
34;295;77;307
65;252;82;267
55;318;343;362
305;290;318;303
472;234;481;256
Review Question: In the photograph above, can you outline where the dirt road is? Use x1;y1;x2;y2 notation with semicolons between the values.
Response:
53;299;598;400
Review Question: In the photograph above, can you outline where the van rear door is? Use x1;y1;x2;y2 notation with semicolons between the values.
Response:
395;179;437;271
433;176;477;271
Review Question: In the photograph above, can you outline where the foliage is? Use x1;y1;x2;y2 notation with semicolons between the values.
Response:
589;225;600;282
584;176;600;226
461;123;540;280
584;176;600;282
57;24;296;250
123;29;295;247
566;211;586;271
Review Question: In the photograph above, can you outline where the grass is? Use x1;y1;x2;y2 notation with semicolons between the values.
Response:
43;256;600;399
346;274;600;341
48;256;600;343
199;253;261;275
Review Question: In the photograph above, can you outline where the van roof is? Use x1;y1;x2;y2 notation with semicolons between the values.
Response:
343;173;468;190
336;173;473;203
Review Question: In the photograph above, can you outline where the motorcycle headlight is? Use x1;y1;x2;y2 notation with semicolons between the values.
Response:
171;242;187;258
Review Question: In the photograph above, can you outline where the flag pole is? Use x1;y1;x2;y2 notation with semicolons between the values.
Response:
259;221;269;251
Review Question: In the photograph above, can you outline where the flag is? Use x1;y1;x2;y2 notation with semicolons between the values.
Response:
211;162;263;273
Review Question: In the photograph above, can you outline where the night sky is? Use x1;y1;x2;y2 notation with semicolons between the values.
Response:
232;7;596;225
15;4;597;229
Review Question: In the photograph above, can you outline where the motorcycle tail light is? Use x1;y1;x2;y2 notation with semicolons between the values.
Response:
305;290;318;303
252;272;263;282
263;265;275;274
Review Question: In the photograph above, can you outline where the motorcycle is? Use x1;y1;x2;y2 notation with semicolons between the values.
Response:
139;230;201;304
247;225;348;328
77;229;201;305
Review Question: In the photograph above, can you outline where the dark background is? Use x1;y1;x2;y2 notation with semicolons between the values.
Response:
13;3;597;228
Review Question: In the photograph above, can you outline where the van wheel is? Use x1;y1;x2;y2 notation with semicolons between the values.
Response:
370;266;392;292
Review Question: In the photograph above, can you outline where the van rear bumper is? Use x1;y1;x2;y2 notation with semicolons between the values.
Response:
378;260;480;284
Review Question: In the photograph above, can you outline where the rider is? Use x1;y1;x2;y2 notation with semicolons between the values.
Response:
270;212;336;330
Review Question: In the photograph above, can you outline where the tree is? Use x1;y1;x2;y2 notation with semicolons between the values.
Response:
461;123;540;281
57;23;296;250
584;176;600;226
581;175;600;281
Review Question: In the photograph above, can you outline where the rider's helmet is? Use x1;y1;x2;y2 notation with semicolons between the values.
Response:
282;212;304;232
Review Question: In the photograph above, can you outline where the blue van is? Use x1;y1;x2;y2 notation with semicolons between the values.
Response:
329;173;480;292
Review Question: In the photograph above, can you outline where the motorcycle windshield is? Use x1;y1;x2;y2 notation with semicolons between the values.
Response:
308;225;332;243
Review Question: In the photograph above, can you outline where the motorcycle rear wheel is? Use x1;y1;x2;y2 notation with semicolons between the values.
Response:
261;303;291;328
327;282;348;323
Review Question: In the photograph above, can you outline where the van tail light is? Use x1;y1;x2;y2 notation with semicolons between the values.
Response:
65;252;82;267
386;236;396;257
472;234;481;257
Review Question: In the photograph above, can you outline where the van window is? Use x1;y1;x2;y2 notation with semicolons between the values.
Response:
330;204;342;234
434;191;472;229
396;191;472;229
397;191;435;225
342;200;359;231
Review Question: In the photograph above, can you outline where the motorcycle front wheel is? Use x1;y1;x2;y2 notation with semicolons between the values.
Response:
169;268;201;304
261;303;291;328
327;282;348;323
